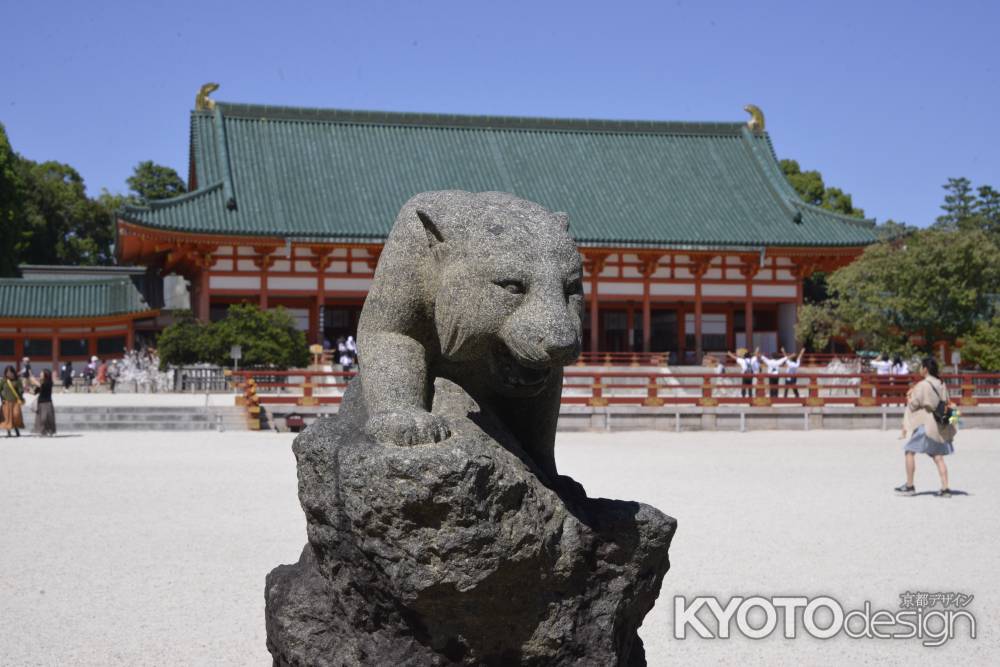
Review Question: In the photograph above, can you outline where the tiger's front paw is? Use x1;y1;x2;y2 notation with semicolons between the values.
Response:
364;408;451;446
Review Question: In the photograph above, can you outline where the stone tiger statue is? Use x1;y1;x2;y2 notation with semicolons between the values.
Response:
353;190;583;477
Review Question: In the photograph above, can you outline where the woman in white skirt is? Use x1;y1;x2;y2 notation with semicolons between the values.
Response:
895;357;956;497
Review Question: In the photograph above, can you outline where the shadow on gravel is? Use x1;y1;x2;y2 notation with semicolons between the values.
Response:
910;490;970;497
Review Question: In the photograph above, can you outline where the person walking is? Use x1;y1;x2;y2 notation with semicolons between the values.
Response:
61;360;74;391
30;369;57;436
336;337;353;370
108;360;119;394
85;356;98;390
894;357;956;498
1;365;25;437
19;357;33;382
345;335;358;366
96;359;108;389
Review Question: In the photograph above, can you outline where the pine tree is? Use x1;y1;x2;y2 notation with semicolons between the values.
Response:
935;177;975;229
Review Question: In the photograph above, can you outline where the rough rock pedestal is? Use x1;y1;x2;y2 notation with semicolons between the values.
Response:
266;380;675;666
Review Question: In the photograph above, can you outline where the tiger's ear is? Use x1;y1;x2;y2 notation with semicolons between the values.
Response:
553;212;570;232
416;209;446;248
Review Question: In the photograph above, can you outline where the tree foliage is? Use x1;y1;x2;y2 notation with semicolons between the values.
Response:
0;123;26;276
157;304;310;369
780;159;865;218
17;160;116;266
155;310;210;368
0;122;186;274
794;301;846;352
127;160;186;203
873;219;917;240
934;177;976;229
960;316;1000;371
933;178;1000;237
797;229;1000;354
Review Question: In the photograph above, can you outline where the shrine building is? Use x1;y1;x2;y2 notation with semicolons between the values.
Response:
116;94;878;362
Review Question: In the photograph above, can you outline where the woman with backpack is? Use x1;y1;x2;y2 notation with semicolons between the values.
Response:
894;357;956;498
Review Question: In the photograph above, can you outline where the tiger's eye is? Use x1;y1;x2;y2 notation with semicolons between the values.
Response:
495;280;526;295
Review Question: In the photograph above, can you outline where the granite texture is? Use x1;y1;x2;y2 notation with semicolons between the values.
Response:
265;192;676;665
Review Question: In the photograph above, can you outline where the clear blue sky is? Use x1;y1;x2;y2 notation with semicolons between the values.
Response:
2;0;997;227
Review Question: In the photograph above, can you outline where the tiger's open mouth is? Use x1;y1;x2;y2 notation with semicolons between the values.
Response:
491;344;552;391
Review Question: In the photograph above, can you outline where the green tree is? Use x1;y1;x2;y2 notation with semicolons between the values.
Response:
780;159;865;218
934;177;976;230
819;229;1000;353
974;184;1000;237
158;304;309;369
17;159;114;266
0;123;27;276
203;304;309;368
874;219;915;240
126;160;186;203
156;310;210;368
961;315;1000;371
794;301;850;351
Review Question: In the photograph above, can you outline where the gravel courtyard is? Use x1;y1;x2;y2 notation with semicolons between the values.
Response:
1;428;996;666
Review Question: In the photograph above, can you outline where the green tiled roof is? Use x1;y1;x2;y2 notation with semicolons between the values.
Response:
0;278;151;319
120;102;878;248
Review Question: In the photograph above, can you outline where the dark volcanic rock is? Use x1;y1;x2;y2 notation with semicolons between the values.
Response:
265;379;676;666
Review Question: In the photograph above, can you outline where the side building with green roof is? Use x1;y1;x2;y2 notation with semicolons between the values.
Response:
0;270;157;369
117;90;878;362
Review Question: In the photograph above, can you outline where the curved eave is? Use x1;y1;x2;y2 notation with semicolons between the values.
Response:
575;237;873;250
0;310;160;326
746;129;878;237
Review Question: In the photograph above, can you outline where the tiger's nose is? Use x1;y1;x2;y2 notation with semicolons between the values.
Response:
543;332;580;366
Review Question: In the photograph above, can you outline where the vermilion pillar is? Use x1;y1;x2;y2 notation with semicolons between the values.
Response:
197;269;211;321
589;282;599;354
694;278;703;361
259;268;269;310
51;333;60;373
585;253;607;355
309;297;321;345
641;281;652;353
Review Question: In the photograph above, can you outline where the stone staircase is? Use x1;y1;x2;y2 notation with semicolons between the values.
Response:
22;405;252;432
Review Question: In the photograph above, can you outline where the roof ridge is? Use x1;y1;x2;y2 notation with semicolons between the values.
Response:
1;276;135;286
202;101;749;136
120;181;224;214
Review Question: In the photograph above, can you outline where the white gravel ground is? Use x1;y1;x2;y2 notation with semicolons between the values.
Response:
1;428;997;666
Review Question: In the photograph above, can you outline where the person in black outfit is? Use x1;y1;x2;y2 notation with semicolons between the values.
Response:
32;369;57;436
19;357;32;382
61;361;73;391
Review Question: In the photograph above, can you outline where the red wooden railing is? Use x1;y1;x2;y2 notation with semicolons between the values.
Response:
323;348;885;369
229;369;1000;409
571;351;870;367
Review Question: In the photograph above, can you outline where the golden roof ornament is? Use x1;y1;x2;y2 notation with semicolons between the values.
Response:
196;82;220;111
744;104;765;134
